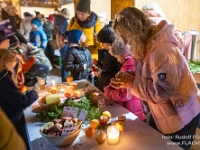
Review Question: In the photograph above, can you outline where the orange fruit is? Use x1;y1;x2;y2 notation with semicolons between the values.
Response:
90;119;99;129
20;85;27;93
66;76;73;82
102;111;111;120
84;126;95;137
66;71;73;82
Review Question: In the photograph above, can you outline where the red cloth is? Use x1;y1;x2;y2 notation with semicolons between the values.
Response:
22;56;35;72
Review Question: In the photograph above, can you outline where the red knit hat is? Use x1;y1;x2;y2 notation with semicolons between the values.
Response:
48;14;54;22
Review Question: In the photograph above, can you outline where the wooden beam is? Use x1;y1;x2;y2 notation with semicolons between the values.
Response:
26;3;59;8
61;0;73;5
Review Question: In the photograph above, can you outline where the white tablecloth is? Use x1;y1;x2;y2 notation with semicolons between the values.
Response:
24;80;183;150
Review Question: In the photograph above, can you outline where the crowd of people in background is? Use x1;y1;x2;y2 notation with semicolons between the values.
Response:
0;0;199;150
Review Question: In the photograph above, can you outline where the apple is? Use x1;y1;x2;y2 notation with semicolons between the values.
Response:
64;119;73;126
64;92;71;98
43;122;54;131
48;131;56;136
56;128;63;136
99;116;109;125
53;119;62;124
73;93;78;99
96;131;107;144
54;123;63;132
72;118;78;123
42;130;49;135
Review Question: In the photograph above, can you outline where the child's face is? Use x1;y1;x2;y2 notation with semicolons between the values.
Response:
76;11;90;21
92;59;98;65
102;43;110;50
80;34;86;43
115;55;124;64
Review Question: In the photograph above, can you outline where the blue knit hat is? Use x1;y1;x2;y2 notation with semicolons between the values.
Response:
31;18;41;27
68;30;82;45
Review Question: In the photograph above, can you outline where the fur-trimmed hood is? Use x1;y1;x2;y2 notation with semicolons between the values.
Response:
53;13;69;25
147;20;179;51
53;13;69;34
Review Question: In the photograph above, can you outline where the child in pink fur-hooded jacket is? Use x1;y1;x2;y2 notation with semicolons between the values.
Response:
104;37;146;120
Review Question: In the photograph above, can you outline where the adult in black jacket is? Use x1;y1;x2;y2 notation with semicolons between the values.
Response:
62;30;92;80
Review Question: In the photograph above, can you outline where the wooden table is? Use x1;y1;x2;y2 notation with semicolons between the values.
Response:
24;80;183;150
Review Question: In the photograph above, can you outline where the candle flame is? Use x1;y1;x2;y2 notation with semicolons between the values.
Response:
52;80;55;87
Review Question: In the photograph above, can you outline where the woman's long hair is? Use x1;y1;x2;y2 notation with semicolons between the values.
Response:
113;7;155;59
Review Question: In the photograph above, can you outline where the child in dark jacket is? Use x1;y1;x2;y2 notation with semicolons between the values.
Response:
96;25;121;91
0;49;38;150
62;30;92;81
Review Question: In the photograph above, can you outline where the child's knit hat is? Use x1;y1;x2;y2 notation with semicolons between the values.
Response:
31;18;41;27
110;37;131;56
76;0;91;14
68;30;82;45
97;24;115;43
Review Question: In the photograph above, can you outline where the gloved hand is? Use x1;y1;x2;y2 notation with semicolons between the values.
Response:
110;72;135;89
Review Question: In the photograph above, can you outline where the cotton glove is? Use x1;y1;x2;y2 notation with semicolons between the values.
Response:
110;71;135;89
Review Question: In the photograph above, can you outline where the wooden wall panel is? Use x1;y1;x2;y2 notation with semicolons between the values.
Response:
91;0;111;21
111;0;134;19
134;0;200;32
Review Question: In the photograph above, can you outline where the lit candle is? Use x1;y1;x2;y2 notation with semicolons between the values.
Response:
74;90;80;95
107;125;120;144
50;80;57;94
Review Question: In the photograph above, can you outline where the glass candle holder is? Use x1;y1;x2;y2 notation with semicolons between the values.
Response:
107;125;120;144
50;87;57;94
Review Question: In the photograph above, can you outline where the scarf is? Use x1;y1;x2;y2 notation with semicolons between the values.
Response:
77;12;98;28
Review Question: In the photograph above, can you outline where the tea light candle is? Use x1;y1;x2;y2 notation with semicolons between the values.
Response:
107;125;120;144
60;87;64;93
59;84;65;93
50;80;57;94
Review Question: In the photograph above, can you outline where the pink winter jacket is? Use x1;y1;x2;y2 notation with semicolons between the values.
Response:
130;20;200;134
104;57;146;120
